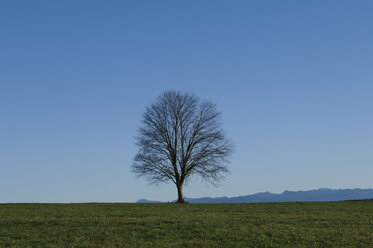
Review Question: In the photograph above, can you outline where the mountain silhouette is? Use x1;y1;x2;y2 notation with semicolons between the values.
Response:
136;198;163;203
137;188;373;203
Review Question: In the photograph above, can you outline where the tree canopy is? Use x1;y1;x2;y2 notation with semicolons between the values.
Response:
132;90;233;203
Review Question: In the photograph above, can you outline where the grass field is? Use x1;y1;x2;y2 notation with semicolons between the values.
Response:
0;201;372;248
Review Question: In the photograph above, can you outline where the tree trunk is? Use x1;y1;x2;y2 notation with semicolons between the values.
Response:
176;183;185;203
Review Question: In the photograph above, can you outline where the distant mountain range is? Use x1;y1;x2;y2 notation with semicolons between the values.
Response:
136;199;163;203
137;188;373;203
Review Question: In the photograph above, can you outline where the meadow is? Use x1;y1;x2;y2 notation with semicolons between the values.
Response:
0;201;372;247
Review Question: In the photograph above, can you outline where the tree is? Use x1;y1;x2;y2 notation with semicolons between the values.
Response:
132;91;233;203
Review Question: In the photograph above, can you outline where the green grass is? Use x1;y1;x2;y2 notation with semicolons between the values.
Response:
0;201;372;247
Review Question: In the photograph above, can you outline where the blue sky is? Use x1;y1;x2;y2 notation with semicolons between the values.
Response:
1;1;372;203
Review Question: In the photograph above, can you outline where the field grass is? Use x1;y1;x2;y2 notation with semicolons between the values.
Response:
0;201;372;247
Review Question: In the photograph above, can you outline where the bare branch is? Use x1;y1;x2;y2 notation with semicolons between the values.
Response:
132;90;234;202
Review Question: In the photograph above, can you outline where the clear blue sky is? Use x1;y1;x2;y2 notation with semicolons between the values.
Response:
1;1;372;203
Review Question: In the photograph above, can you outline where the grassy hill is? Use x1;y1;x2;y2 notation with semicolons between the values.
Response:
1;201;372;247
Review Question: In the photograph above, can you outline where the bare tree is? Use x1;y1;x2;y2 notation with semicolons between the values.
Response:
132;91;233;203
